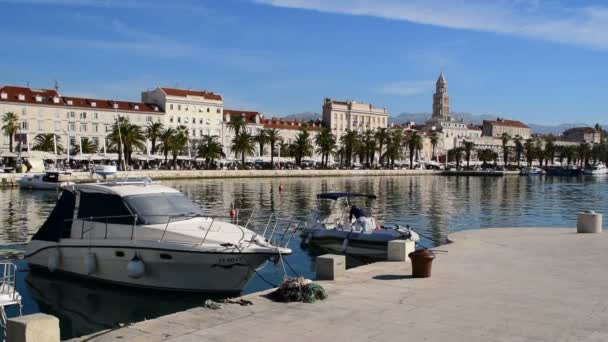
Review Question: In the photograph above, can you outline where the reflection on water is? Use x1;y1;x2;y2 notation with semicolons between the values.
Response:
1;175;608;339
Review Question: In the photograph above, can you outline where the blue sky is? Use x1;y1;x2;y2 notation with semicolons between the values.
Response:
1;0;608;125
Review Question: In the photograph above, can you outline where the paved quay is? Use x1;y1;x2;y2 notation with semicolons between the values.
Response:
69;227;608;342
0;169;438;186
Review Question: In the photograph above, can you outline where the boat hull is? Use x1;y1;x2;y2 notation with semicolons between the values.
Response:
18;179;73;190
25;240;272;292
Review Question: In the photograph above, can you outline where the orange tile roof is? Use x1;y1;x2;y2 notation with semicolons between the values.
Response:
160;87;222;101
224;109;262;124
484;119;529;129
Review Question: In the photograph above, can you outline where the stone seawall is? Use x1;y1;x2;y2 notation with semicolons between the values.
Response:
0;169;438;186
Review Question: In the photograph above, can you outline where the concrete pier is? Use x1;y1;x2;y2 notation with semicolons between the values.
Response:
69;227;608;342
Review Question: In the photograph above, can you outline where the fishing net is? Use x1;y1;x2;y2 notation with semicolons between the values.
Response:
269;276;328;303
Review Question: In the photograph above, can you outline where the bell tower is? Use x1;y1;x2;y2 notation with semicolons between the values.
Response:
432;72;450;120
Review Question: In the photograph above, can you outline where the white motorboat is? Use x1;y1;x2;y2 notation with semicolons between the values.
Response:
301;192;419;258
583;164;608;175
18;170;74;190
520;166;542;176
25;180;291;293
93;165;117;178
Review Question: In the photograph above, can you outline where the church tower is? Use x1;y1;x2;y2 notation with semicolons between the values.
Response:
432;72;450;120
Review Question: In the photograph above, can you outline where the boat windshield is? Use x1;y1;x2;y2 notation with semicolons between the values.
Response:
124;193;204;225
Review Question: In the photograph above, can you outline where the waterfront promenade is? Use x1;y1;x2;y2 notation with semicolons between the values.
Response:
0;169;438;186
70;227;608;342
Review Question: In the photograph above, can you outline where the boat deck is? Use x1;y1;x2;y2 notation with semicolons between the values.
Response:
70;227;608;342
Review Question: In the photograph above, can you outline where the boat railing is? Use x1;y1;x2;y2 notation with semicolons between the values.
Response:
0;262;22;337
65;211;302;249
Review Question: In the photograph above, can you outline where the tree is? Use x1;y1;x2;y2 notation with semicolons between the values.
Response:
33;133;63;153
315;127;337;168
513;135;524;167
361;130;376;166
121;123;146;165
577;143;591;167
407;132;423;169
1;112;19;153
254;129;269;157
430;132;439;161
544;135;556;166
227;115;246;136
291;127;314;167
169;126;189;166
478;149;498;167
231;131;255;166
197;135;225;169
159;128;175;164
462;140;475;168
500;133;510;166
107;117;128;169
145;122;164;155
375;128;389;167
524;139;536;167
78;137;98;154
385;130;404;167
340;129;359;167
448;147;464;169
266;128;282;167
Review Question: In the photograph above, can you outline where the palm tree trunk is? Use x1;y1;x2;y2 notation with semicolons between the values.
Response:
9;134;13;153
270;144;275;166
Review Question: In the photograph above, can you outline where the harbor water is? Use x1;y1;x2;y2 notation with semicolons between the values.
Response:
1;174;607;339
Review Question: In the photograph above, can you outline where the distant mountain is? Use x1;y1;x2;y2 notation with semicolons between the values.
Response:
281;112;322;121
390;112;604;135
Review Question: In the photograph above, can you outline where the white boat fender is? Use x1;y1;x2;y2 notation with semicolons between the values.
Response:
48;248;61;272
85;252;97;275
127;254;145;279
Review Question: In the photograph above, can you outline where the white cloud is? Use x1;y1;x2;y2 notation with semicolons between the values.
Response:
375;80;434;95
256;0;608;49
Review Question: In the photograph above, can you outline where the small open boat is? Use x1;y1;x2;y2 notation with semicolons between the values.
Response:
18;170;74;190
301;192;419;258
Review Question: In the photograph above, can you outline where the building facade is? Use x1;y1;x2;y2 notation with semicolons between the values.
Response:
562;127;601;144
322;98;388;138
0;85;163;153
141;87;224;141
482;118;531;139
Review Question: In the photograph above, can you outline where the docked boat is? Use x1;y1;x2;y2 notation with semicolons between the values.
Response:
583;164;608;175
520;166;542;176
18;170;74;190
25;180;291;293
301;192;419;258
93;165;117;179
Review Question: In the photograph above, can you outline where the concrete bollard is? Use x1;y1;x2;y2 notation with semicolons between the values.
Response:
387;240;416;262
315;254;345;280
6;313;60;342
577;211;602;233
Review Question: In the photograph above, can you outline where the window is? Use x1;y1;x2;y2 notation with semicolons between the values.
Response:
21;122;28;130
78;192;134;225
178;105;181;111
177;117;181;123
93;124;98;133
69;123;76;132
94;112;99;120
192;117;195;125
192;129;196;137
206;107;210;113
184;106;188;112
200;129;204;136
92;137;99;146
70;137;76;146
81;123;87;132
170;116;174;123
170;104;174;110
80;112;87;120
105;124;110;132
199;118;203;124
123;193;203;225
146;116;152;123
67;111;76;119
216;108;221;114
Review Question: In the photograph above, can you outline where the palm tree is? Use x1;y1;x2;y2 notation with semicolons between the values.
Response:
2;112;19;153
107;117;128;169
340;129;359;167
385;130;404;167
448;147;464;169
291;127;314;167
197;135;225;169
544;135;556;166
478;149;498;167
407;132;423;169
266;128;282;166
159;128;175;164
169;126;189;166
315;127;337;168
227;115;246;136
430;132;439;162
524;139;536;167
375;128;389;167
513;135;524;167
362;130;377;167
231;131;255;166
122;123;146;165
80;137;98;154
535;139;545;167
33;133;63;153
500;133;510;166
462;140;475;168
145;122;164;155
577;143;591;167
254;129;269;157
